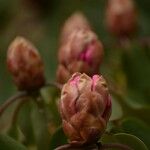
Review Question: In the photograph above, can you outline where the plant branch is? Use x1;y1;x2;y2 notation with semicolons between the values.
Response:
55;144;98;150
11;96;30;124
0;91;28;116
45;82;63;90
55;143;133;150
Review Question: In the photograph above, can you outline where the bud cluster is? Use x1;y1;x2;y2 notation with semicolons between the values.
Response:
6;11;112;149
56;13;104;84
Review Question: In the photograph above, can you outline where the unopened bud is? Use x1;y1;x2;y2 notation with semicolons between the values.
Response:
105;0;137;38
56;65;71;84
59;73;111;146
7;37;45;91
60;12;90;44
57;29;104;84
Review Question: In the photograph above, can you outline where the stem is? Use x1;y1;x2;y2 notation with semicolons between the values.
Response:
45;82;63;90
101;143;133;150
11;96;30;124
55;143;133;150
55;144;98;150
0;91;28;116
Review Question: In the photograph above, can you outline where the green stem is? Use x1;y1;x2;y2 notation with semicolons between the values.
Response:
45;82;63;90
11;96;30;124
0;91;28;117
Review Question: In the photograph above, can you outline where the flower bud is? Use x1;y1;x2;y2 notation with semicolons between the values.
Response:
56;64;71;84
60;12;90;44
105;0;137;38
57;29;104;84
59;73;111;146
7;37;45;91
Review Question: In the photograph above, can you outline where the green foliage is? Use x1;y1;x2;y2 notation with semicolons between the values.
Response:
121;118;150;149
49;127;67;150
0;134;27;150
101;133;148;150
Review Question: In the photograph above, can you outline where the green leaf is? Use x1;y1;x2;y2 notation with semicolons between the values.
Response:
31;102;51;150
40;86;61;125
110;97;123;121
101;133;148;150
17;101;35;145
8;123;19;140
115;133;148;150
0;134;27;150
120;118;150;149
49;127;67;150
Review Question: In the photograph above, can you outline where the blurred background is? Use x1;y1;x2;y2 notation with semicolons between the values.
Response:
0;0;149;101
0;0;150;149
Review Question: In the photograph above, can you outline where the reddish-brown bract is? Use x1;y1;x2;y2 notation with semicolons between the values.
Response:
59;73;112;146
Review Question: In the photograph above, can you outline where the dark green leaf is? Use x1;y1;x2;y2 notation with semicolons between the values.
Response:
49;127;67;150
115;133;148;150
17;100;35;145
0;134;27;150
101;133;148;150
120;117;150;149
31;102;51;150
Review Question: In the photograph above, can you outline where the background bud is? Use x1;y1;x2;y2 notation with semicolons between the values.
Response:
57;29;104;84
60;12;90;44
7;37;45;91
59;73;111;145
56;65;71;84
105;0;137;38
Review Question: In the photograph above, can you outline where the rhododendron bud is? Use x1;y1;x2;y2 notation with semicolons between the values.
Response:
57;29;104;84
105;0;137;38
7;37;45;91
60;12;90;44
56;65;71;84
59;73;111;146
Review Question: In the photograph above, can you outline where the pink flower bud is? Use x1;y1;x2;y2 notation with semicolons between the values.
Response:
59;73;111;145
7;37;45;91
105;0;137;38
60;12;90;44
57;29;104;84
